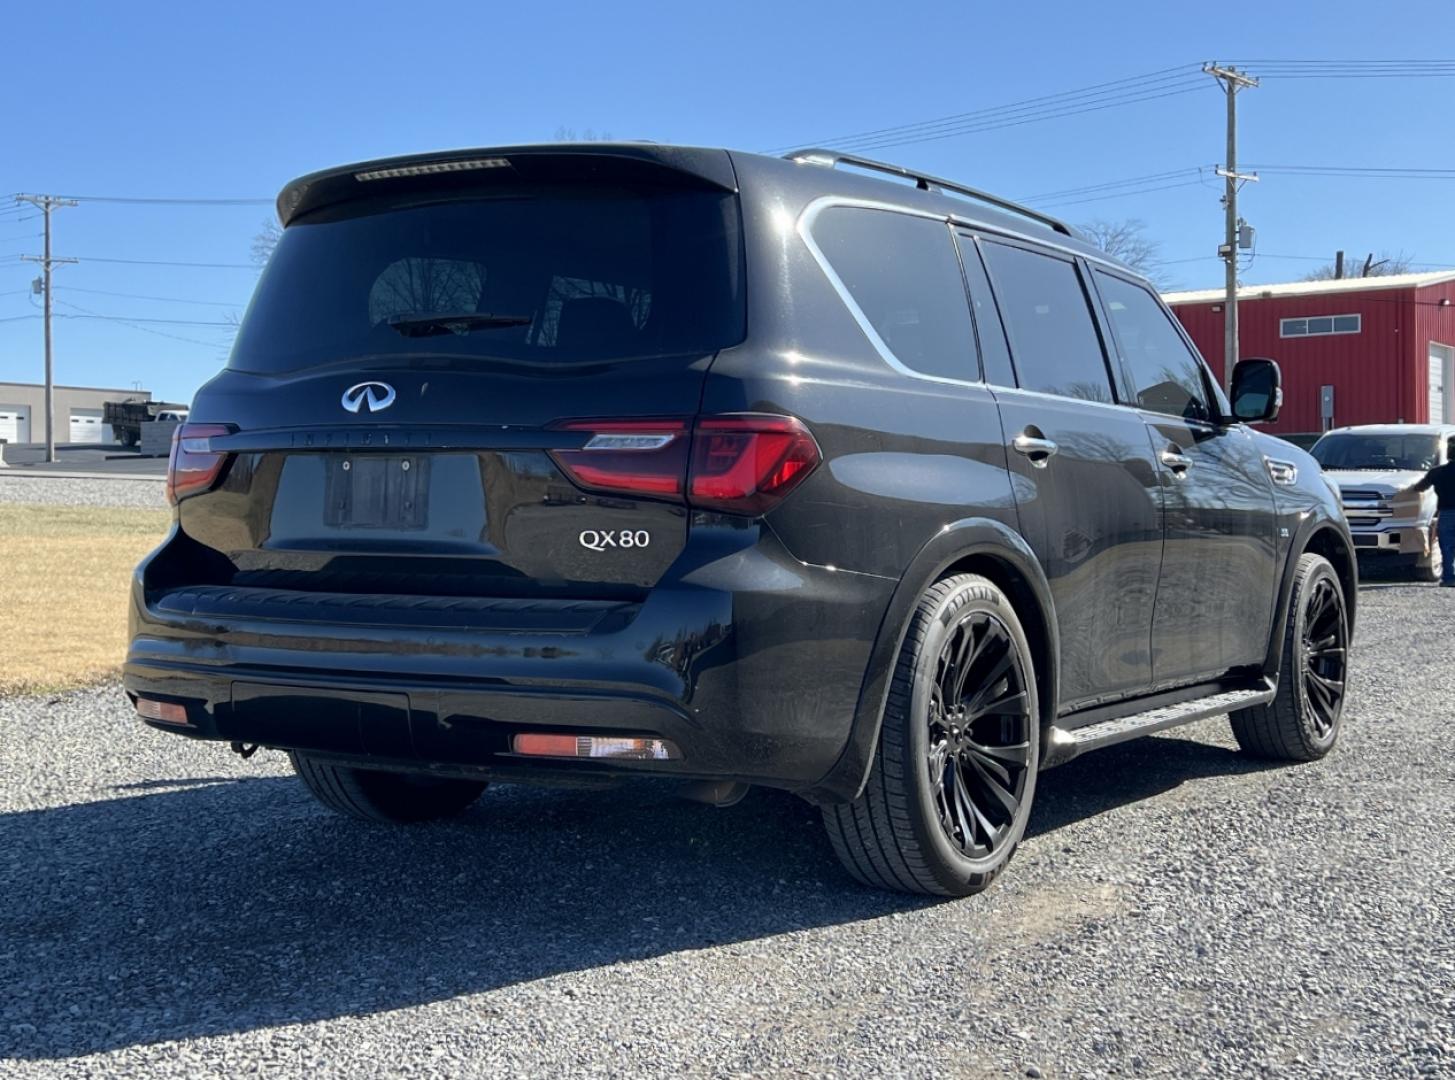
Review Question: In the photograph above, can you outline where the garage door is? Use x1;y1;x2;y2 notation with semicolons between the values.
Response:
1432;344;1455;424
0;404;31;445
69;408;109;444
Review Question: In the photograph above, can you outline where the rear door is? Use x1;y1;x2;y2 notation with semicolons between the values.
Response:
1090;268;1278;685
182;155;746;600
967;234;1164;711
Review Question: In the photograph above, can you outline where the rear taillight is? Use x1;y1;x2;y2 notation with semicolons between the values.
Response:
688;415;821;515
166;423;233;505
550;414;821;516
551;420;690;498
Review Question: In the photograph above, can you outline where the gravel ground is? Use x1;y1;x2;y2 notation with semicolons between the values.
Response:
1;582;1452;1078
0;475;168;510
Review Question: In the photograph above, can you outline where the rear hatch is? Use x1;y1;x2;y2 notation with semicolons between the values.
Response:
172;148;745;602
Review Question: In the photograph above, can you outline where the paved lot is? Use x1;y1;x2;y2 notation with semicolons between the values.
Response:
1;444;168;479
1;527;1451;1076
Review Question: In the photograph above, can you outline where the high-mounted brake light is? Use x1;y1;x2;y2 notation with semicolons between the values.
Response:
548;414;821;516
355;158;511;181
166;423;234;505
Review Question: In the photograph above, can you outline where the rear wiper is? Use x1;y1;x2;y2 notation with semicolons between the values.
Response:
386;312;532;338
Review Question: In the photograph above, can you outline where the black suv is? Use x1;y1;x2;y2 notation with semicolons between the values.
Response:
126;144;1355;896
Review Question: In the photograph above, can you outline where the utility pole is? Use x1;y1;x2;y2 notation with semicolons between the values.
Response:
1334;250;1345;280
16;195;78;463
1205;64;1259;394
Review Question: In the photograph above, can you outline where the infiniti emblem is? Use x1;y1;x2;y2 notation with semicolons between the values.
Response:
341;381;397;414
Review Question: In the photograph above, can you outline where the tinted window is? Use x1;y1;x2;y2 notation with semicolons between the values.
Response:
955;233;1016;387
230;189;743;373
1095;271;1212;422
1311;433;1441;472
813;207;978;381
980;242;1113;403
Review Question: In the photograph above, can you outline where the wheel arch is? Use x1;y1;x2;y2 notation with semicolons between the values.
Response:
798;518;1059;806
1266;519;1357;675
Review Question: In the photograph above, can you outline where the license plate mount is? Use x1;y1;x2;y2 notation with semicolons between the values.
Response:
324;454;430;529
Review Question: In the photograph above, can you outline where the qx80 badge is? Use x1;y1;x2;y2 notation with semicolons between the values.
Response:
580;529;651;552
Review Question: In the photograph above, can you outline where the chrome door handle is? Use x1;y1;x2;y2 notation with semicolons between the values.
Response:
1160;448;1193;475
1013;434;1059;467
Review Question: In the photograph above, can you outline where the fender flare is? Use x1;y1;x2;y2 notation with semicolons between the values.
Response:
798;518;1060;806
1265;512;1358;675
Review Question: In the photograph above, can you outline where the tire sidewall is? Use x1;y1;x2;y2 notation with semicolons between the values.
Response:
903;579;1040;886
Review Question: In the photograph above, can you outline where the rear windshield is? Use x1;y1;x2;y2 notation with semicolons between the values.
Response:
1311;433;1441;472
229;188;744;373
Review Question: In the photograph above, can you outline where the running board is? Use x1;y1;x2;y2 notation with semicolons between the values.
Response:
1043;683;1276;768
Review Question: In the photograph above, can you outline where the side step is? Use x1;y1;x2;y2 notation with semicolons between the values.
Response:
1043;684;1276;768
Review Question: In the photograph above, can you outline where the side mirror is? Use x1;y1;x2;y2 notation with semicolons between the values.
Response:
1230;357;1282;423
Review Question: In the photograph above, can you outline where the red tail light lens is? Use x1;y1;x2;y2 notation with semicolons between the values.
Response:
688;414;821;515
166;423;234;505
550;420;689;498
550;414;821;516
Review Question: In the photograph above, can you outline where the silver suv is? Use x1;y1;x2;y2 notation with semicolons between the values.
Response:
1312;423;1455;580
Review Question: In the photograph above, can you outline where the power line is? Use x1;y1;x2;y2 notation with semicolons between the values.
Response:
767;64;1206;153
60;255;257;269
771;58;1455;156
55;194;272;206
59;285;246;307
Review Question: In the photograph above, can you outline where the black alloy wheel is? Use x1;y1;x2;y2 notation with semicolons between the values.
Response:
926;611;1034;860
1300;573;1348;739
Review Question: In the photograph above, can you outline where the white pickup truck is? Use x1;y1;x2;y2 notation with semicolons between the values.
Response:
1311;423;1455;581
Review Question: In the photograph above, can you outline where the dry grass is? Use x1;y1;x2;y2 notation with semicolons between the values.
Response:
0;503;172;694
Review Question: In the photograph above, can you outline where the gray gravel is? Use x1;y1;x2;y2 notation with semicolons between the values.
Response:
2;582;1452;1078
0;475;168;510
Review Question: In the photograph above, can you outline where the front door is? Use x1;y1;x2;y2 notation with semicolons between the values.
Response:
970;235;1164;711
1091;269;1278;686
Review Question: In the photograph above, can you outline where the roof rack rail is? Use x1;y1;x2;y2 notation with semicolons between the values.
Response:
782;148;1075;238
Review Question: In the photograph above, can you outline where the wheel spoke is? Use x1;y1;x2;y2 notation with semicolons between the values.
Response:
967;755;1020;818
950;766;980;849
953;766;997;848
964;737;1031;766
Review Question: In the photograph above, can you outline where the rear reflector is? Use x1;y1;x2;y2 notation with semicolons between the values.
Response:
135;698;191;726
549;414;820;516
513;733;681;761
166;423;234;505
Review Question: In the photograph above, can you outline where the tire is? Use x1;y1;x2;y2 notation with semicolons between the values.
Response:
823;574;1040;897
1230;552;1350;761
289;752;487;823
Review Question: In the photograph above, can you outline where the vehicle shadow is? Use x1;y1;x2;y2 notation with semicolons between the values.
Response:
1;731;1276;1061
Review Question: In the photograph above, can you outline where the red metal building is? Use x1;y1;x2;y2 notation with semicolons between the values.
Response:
1164;271;1455;440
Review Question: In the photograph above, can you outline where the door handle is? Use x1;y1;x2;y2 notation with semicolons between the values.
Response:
1013;433;1059;468
1160;448;1193;476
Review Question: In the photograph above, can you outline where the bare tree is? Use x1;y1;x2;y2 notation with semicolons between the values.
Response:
553;126;614;142
252;218;281;265
1301;250;1415;281
1078;219;1167;286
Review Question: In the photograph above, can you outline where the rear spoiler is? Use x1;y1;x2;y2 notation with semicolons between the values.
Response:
276;144;738;226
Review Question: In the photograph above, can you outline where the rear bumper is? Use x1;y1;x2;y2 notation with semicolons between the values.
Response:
124;523;897;794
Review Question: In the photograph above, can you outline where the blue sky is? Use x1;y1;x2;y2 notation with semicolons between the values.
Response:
3;0;1453;401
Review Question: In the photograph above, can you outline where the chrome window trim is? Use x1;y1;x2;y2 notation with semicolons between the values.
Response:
796;196;1135;395
797;196;983;391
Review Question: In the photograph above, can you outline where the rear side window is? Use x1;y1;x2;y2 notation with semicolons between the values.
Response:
230;189;743;373
811;206;979;381
980;241;1114;404
1094;271;1212;422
